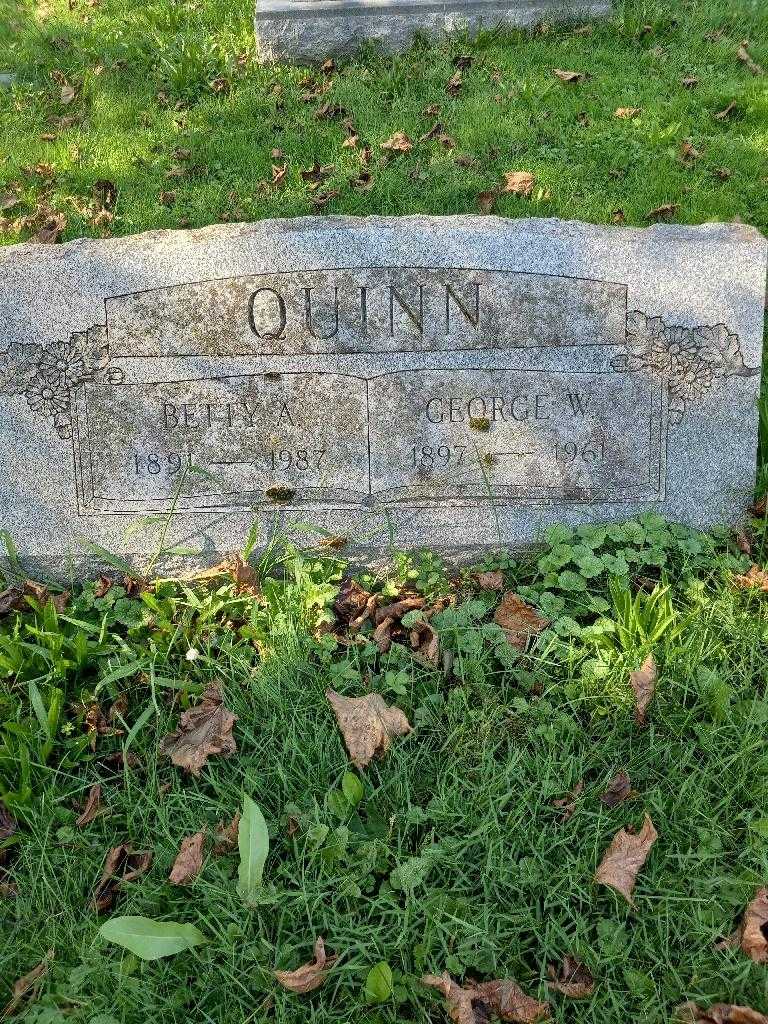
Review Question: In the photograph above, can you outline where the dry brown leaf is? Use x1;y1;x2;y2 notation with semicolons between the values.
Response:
494;593;549;650
553;68;585;83
75;783;103;827
546;955;595;998
374;596;425;624
552;780;584;821
92;843;152;912
326;689;411;768
630;652;657;725
274;936;338;993
32;211;67;244
446;69;463;96
0;806;18;842
334;578;373;624
3;950;54;1017
714;101;738;120
381;131;413;154
595;813;657;904
600;770;635;807
737;41;764;76
737;888;768;962
615;106;641;118
213;813;240;855
681;75;699;88
159;683;237;776
646;203;679;221
733;565;768;591
502;171;535;197
422;972;550;1023
60;83;76;104
679;1003;768;1024
0;191;20;211
477;189;498;213
158;190;176;207
168;830;205;885
474;570;505;590
680;140;701;163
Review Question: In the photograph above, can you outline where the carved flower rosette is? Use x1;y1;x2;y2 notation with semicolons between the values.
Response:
0;326;124;439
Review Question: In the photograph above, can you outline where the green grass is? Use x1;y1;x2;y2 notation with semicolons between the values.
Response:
2;0;768;1020
0;0;767;239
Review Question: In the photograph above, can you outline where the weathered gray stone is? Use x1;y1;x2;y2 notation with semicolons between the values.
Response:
0;214;765;576
255;0;612;63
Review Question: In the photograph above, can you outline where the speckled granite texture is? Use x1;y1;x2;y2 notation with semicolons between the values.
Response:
0;215;764;576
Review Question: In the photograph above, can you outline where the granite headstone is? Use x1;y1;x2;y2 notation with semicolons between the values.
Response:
0;214;765;575
254;0;612;63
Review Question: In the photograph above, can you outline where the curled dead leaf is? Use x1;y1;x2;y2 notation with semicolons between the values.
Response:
422;972;550;1023
615;106;641;118
714;101;738;121
213;813;240;855
381;131;413;154
494;593;549;650
502;171;535;197
474;570;505;590
553;68;585;83
600;770;635;807
92;843;153;912
680;140;701;163
546;955;595;998
630;652;657;725
678;1003;768;1024
552;780;584;821
737;887;768;962
681;76;699;88
168;830;205;885
75;783;103;827
646;203;679;221
159;683;237;776
477;189;498;214
3;950;54;1017
737;41;764;76
326;689;411;768
274;936;338;994
595;813;657;905
733;565;768;591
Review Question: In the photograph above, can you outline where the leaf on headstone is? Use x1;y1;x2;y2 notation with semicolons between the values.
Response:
237;795;269;901
733;565;768;591
2;949;54;1017
595;813;657;904
159;683;237;776
714;101;738;120
213;812;240;854
502;171;535;197
474;570;505;590
168;830;205;885
422;972;550;1023
614;106;641;118
553;68;586;83
678;1002;768;1024
98;915;207;960
737;41;764;76
736;887;768;962
600;770;635;807
494;592;549;650
274;936;338;993
75;783;103;827
646;203;679;221
380;131;413;154
630;653;657;724
326;690;412;769
546;955;595;998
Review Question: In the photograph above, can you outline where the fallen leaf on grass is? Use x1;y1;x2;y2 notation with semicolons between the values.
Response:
60;83;76;104
502;171;535;197
381;131;413;154
646;203;679;221
99;915;207;960
546;955;595;998
552;780;583;821
326;690;411;769
600;770;635;807
214;813;240;854
678;1003;768;1024
733;565;768;591
75;783;103;827
32;211;67;243
737;41;764;76
714;101;738;121
334;578;374;625
736;888;768;962
595;813;657;904
680;140;701;163
681;75;699;88
474;570;505;590
160;684;237;776
422;972;550;1023
3;949;54;1017
446;69;463;96
92;844;153;912
168;830;205;885
630;652;657;724
494;593;549;650
274;936;338;993
477;189;498;213
615;106;641;118
553;68;585;83
0;191;20;211
0;806;18;841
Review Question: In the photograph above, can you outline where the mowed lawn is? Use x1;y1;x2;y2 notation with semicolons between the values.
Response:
2;1;768;1022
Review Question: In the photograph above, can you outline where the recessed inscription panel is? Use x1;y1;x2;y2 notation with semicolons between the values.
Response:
74;373;370;512
367;369;666;504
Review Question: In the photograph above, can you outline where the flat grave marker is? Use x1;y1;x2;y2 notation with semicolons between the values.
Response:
0;214;765;573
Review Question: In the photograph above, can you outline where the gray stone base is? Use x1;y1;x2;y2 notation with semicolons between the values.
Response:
255;0;612;63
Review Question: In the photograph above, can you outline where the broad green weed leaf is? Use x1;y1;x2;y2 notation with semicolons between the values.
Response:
238;795;269;901
364;961;393;1004
98;916;207;960
341;772;363;806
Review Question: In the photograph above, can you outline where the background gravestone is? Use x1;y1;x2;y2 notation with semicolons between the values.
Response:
254;0;613;63
0;214;765;576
